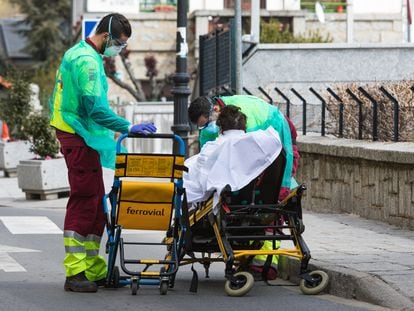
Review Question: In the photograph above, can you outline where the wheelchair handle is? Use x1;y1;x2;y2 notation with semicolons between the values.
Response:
116;133;185;155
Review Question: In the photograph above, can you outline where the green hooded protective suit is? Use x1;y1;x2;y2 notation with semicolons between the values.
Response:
50;40;130;168
199;95;293;189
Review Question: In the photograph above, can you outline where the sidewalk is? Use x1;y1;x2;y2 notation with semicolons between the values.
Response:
279;212;414;311
0;172;413;310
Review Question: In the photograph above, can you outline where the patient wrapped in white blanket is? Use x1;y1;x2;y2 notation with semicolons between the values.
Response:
183;127;283;209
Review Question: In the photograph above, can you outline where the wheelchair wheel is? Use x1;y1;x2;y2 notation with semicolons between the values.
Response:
299;270;329;295
224;272;254;297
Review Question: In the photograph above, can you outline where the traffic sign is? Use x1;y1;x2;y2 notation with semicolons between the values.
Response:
82;18;100;41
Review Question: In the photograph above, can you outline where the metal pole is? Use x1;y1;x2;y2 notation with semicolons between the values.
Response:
258;86;273;104
358;87;378;141
346;88;363;140
215;28;220;95
274;87;291;118
379;86;399;142
251;0;260;43
234;0;243;94
291;88;307;135
408;0;413;42
403;0;409;43
171;0;190;156
327;88;344;138
309;87;326;136
346;0;354;43
243;87;253;95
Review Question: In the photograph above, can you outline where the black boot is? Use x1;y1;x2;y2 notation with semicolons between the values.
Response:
94;278;107;287
64;272;98;293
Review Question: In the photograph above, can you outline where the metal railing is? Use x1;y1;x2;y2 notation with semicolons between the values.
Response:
242;85;403;142
111;101;174;153
199;21;236;96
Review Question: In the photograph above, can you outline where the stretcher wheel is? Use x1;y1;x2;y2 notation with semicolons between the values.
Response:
159;281;168;295
112;266;120;288
159;267;169;295
299;270;329;295
224;272;254;297
296;219;305;234
131;279;138;295
161;256;176;289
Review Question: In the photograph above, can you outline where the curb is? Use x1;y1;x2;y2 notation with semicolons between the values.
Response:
278;256;414;311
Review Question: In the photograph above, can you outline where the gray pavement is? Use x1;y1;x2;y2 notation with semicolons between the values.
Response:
1;169;414;311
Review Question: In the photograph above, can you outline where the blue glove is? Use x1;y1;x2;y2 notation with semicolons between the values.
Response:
129;122;157;135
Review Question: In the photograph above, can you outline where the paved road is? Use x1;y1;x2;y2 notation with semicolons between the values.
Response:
0;205;387;311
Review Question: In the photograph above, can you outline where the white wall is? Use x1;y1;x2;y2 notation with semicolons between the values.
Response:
266;0;300;11
189;0;223;12
188;0;402;14
351;0;401;14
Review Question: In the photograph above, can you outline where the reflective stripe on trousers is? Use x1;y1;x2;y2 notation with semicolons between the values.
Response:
64;230;107;280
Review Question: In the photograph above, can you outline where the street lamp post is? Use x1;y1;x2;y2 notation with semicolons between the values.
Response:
171;0;191;156
234;0;243;94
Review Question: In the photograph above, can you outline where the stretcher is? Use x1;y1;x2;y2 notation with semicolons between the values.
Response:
103;133;186;295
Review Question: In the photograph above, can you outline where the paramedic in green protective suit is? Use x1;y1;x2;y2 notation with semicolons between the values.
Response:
188;95;298;280
188;95;294;196
50;13;157;293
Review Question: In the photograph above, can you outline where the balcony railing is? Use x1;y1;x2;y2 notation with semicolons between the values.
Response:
140;0;177;12
301;1;347;13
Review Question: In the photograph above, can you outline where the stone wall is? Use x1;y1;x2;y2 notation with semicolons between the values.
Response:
301;13;402;43
296;136;414;229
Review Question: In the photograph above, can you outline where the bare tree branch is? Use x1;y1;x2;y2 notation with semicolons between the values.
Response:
104;51;173;102
120;54;146;101
106;74;142;102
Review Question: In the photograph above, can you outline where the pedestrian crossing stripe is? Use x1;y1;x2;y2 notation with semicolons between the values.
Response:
0;216;165;236
0;216;62;234
0;245;40;272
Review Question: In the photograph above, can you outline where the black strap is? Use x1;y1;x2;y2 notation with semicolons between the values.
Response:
262;254;273;282
174;164;189;172
180;191;193;253
115;162;126;169
177;187;186;195
109;186;119;232
262;234;276;286
262;237;277;283
189;264;198;293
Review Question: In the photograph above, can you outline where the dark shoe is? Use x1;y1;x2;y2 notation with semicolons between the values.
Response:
94;278;107;287
95;277;128;288
64;272;97;293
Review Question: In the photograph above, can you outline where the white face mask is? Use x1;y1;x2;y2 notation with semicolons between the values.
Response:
104;44;123;57
203;121;218;134
103;16;127;57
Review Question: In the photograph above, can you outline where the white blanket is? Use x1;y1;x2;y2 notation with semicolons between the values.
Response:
184;127;283;211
